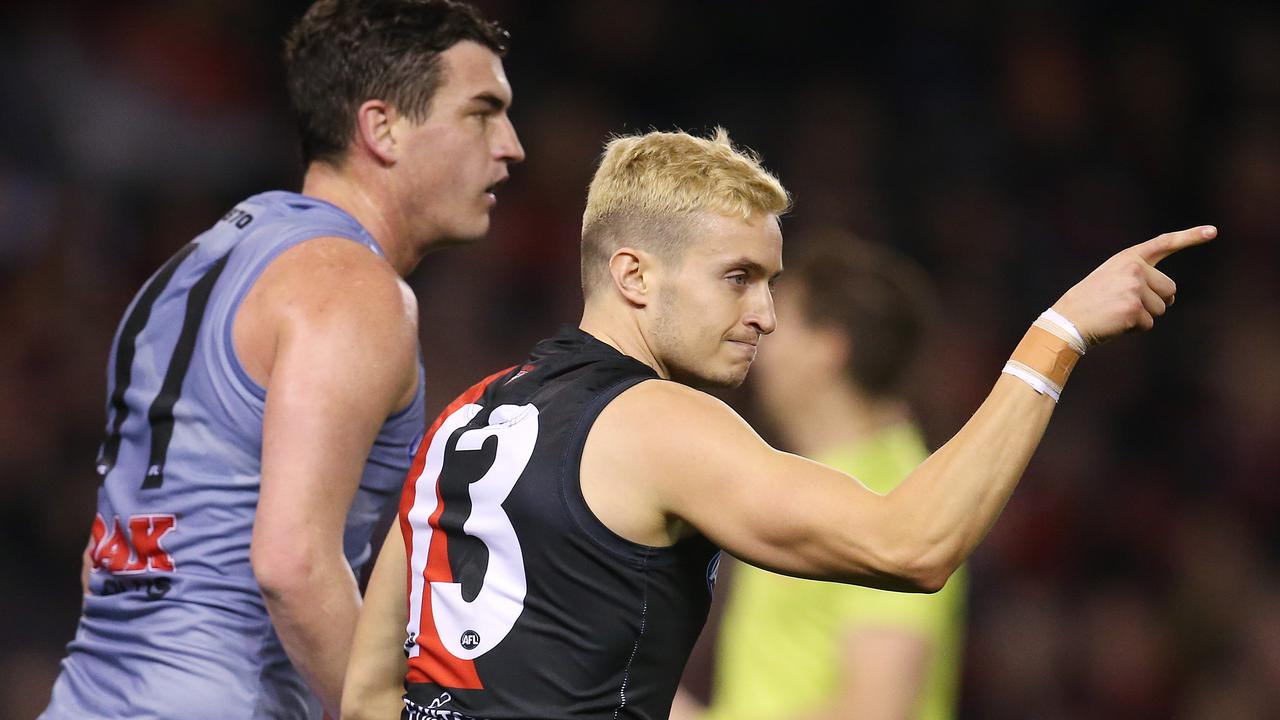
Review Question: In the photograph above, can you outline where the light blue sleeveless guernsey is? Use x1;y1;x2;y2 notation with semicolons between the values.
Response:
42;191;426;719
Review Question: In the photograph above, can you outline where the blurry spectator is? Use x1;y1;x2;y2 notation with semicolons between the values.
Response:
676;237;964;720
4;1;1278;717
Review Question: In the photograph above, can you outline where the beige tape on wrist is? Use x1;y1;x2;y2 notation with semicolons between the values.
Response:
1002;324;1083;401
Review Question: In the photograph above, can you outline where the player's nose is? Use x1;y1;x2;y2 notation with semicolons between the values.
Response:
495;116;525;164
747;287;777;335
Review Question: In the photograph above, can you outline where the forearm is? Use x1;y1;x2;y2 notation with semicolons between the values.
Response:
672;226;1209;591
884;227;1217;585
261;556;362;717
889;371;1056;586
343;528;409;720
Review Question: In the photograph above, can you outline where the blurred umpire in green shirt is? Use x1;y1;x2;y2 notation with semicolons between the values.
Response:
676;235;965;720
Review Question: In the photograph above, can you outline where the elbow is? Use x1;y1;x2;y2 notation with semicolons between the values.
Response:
891;544;960;594
251;540;322;603
831;535;957;593
857;498;961;593
902;564;952;595
850;525;958;593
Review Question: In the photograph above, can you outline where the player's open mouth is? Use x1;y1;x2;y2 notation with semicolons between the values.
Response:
485;176;509;202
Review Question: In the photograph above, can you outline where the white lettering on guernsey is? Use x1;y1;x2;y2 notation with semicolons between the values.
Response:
431;403;537;660
406;405;483;659
404;694;489;720
406;404;537;662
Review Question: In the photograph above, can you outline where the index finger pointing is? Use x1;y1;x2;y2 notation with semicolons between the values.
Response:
1133;225;1217;265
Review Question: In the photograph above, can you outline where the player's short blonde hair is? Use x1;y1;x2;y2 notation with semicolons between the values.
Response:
580;128;791;297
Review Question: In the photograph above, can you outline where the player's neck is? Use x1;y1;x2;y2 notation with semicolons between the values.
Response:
774;379;909;459
578;305;671;380
300;161;419;277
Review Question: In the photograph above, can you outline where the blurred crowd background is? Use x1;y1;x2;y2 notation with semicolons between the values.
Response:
2;1;1278;717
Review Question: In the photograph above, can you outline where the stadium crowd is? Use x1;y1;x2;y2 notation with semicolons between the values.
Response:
1;1;1277;717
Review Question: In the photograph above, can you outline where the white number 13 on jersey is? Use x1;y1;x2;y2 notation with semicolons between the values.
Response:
406;403;537;661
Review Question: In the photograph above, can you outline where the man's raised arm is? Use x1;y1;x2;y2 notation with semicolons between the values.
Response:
621;226;1215;592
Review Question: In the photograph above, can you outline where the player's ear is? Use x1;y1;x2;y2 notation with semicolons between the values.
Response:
609;247;651;307
354;99;399;165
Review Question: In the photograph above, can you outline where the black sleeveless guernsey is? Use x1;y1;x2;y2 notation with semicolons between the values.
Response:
397;326;722;720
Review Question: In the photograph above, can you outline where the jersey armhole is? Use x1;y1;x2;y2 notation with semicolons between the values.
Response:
386;358;426;422
219;229;372;403
558;376;696;568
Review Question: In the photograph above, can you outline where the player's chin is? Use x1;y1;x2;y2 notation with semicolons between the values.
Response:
438;216;492;247
465;211;493;239
698;362;752;390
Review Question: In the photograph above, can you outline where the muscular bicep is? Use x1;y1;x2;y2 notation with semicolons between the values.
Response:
679;446;907;587
249;239;419;572
599;383;921;590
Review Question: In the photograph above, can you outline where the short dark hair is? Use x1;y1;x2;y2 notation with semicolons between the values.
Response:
284;0;509;166
790;235;937;397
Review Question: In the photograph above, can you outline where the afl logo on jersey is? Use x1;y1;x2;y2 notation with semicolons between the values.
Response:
706;551;722;595
460;630;481;650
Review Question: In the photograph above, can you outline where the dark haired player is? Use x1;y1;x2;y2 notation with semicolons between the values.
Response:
41;1;523;718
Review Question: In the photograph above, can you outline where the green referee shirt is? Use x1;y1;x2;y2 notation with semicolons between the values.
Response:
706;423;966;720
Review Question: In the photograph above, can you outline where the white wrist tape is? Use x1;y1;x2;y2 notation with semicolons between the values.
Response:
1002;308;1088;403
1036;309;1088;355
1002;361;1062;402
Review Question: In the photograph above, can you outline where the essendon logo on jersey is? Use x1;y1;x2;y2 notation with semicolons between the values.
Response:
90;513;177;574
503;364;537;385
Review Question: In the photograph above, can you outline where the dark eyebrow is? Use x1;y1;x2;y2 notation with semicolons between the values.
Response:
471;92;507;111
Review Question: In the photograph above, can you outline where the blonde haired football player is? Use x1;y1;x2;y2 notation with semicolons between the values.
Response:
579;128;790;295
343;127;1212;720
